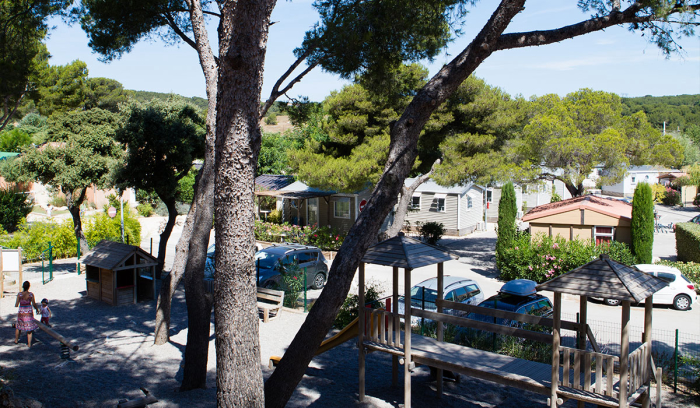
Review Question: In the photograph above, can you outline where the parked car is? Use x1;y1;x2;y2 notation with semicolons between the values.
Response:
397;276;484;320
467;279;553;326
689;215;700;225
601;264;696;311
254;244;330;290
204;243;328;290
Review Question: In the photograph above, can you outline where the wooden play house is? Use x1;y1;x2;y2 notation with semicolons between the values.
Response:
82;240;158;306
357;235;667;408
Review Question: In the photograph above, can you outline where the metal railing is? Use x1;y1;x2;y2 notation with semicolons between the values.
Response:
41;241;53;285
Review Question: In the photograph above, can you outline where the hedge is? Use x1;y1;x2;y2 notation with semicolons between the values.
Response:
676;222;700;263
498;233;637;283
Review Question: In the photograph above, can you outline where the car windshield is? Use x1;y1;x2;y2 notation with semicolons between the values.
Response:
254;251;282;269
410;286;438;306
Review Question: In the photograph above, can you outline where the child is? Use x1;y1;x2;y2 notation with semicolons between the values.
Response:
40;299;51;327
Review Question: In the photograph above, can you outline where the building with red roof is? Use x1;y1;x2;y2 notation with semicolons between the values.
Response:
522;195;633;245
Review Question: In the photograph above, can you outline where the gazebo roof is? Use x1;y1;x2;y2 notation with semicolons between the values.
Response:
361;235;458;269
81;240;158;271
536;255;668;302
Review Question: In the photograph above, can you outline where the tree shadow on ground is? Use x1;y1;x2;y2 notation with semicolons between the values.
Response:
1;277;217;408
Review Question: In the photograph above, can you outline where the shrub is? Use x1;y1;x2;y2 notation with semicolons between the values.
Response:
498;233;637;283
676;222;700;263
496;182;517;268
253;220;345;250
0;219;77;261
651;183;667;203
278;262;305;308
84;208;142;247
0;187;33;233
176;167;197;203
136;203;154;217
265;113;278;125
334;280;383;329
631;183;654;264
267;209;282;224
550;187;562;203
417;221;446;245
49;194;67;207
661;187;681;206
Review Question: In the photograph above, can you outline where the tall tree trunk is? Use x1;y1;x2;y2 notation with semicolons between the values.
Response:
155;197;178;279
383;159;440;239
154;184;197;345
215;1;275;406
65;187;88;255
264;3;523;406
179;0;218;390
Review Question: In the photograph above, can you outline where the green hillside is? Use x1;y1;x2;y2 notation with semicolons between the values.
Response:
131;90;208;112
622;94;700;132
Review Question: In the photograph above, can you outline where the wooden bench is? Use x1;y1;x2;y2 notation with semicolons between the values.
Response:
257;287;284;323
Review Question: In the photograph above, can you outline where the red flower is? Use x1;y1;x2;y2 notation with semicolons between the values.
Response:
293;276;297;280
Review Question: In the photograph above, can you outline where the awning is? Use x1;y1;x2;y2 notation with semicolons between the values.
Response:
433;193;447;199
412;192;421;197
255;190;333;200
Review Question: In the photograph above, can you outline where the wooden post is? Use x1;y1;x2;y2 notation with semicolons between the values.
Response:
152;265;156;300
620;300;631;408
133;269;137;304
358;262;365;402
577;295;587;408
436;262;444;397
404;267;412;408
641;296;653;408
392;265;399;387
17;248;22;291
550;292;561;408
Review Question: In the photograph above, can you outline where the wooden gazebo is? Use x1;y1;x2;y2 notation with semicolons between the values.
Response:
358;234;458;407
82;240;158;306
356;239;669;408
537;254;668;408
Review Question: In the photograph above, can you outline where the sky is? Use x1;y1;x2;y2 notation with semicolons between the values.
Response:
44;1;700;103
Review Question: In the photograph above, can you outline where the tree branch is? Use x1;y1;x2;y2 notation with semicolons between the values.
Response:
494;2;697;52
162;13;198;51
259;49;319;118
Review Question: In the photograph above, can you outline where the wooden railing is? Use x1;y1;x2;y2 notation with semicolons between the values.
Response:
627;343;650;395
559;345;620;398
364;308;402;348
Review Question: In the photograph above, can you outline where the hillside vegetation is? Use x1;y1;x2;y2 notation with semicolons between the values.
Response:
622;94;700;132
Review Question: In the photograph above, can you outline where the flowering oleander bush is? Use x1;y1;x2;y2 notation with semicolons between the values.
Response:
498;233;637;283
279;262;305;308
661;187;681;206
253;220;345;250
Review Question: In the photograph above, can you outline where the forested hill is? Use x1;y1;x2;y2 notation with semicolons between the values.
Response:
131;90;208;112
622;94;699;132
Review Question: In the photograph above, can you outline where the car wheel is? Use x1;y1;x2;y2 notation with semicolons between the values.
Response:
311;272;326;290
604;299;621;306
263;280;278;290
673;295;692;311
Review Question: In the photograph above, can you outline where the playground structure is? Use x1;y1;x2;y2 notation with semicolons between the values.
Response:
268;316;360;368
81;240;158;306
357;235;667;408
0;247;23;298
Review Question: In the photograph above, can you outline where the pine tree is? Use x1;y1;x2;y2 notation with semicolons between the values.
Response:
631;183;654;264
496;182;517;267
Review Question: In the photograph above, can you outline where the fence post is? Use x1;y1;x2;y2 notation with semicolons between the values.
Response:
492;299;498;352
304;267;307;313
674;329;679;393
49;241;53;280
576;312;580;350
421;286;425;336
150;238;153;255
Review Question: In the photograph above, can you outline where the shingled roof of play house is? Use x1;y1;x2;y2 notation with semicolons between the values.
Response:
361;234;458;269
536;254;668;302
81;240;158;270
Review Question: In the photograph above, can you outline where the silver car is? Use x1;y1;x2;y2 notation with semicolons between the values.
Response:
398;276;484;321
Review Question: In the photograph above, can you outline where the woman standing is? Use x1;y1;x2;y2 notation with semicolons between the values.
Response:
15;281;39;347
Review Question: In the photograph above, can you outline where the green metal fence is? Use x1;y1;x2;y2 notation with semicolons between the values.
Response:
41;242;53;285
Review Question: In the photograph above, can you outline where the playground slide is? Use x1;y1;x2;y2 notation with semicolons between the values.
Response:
268;317;359;368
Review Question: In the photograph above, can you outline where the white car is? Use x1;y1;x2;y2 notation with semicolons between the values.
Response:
398;276;484;322
603;264;697;311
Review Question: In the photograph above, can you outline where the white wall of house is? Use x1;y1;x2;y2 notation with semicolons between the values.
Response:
602;166;679;197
